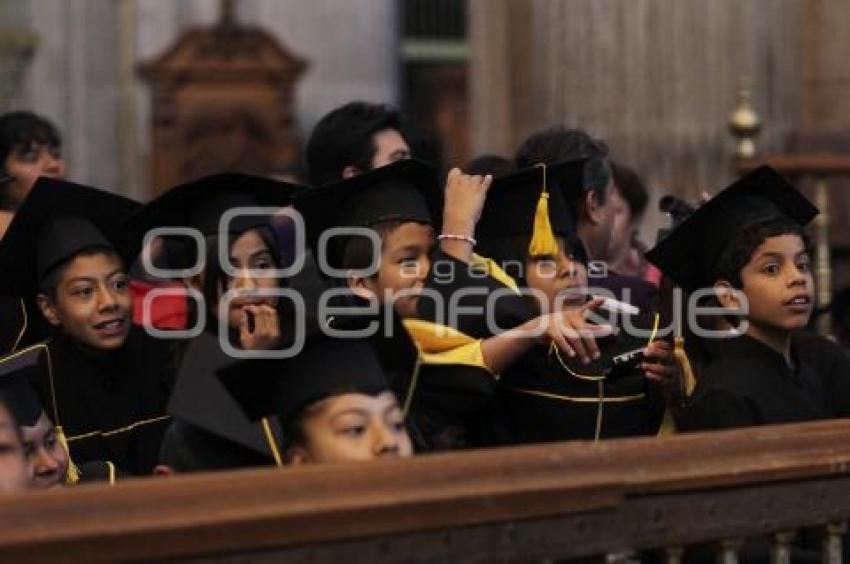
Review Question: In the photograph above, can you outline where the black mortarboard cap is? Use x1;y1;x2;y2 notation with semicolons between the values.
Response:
645;166;819;293
0;345;48;427
121;172;303;262
0;177;141;298
218;335;394;426
326;306;421;406
475;159;586;242
168;331;278;456
295;159;442;270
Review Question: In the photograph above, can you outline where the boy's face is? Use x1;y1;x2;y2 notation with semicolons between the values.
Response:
3;143;66;208
0;405;30;494
38;252;132;350
351;222;434;318
370;129;411;169
524;240;588;313
290;391;413;464
22;411;68;490
734;233;814;334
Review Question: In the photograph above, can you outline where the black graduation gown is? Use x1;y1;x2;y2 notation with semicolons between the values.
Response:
0;294;51;355
408;250;537;450
158;331;280;472
676;333;841;431
498;330;666;444
588;268;657;312
35;326;173;476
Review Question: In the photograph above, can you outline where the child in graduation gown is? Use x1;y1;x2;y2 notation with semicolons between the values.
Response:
0;343;121;486
217;321;419;464
122;173;302;471
0;178;172;476
295;159;615;450
472;161;677;443
646;166;850;430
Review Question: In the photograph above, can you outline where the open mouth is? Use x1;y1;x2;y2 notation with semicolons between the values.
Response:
783;294;813;311
558;287;587;303
93;317;127;335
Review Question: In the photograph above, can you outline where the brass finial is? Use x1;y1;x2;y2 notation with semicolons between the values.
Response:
729;77;761;159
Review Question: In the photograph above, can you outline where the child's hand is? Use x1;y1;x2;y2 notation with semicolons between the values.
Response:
239;304;281;350
544;297;613;365
641;340;681;395
441;168;493;239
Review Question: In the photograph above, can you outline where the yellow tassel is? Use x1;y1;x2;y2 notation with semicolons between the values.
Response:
657;336;697;437
261;417;283;468
673;336;697;397
56;425;80;485
528;164;560;256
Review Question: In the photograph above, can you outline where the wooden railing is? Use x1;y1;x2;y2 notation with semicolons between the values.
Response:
3;419;850;563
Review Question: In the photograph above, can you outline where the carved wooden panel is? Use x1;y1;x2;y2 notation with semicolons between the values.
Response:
139;17;307;195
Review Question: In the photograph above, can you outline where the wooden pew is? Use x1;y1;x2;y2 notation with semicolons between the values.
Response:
2;418;850;563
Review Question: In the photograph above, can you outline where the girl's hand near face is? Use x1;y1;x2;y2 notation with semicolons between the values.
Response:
239;304;281;350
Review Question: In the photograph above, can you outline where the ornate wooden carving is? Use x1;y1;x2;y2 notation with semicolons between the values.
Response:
139;7;307;195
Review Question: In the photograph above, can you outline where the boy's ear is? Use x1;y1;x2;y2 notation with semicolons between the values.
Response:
36;292;62;327
584;190;601;225
713;280;740;310
287;446;311;466
347;270;377;302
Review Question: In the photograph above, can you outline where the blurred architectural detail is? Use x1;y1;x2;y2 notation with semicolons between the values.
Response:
401;0;469;170
728;78;761;160
468;0;802;203
0;27;37;113
139;1;307;193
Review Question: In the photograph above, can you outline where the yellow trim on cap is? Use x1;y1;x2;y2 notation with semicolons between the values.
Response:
66;414;171;443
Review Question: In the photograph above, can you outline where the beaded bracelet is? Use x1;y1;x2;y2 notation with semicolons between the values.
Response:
438;233;477;246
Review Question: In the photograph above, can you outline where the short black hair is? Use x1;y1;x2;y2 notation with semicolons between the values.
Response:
341;219;405;273
611;162;649;220
38;247;122;300
712;218;810;289
0;111;61;164
464;154;515;177
305;102;405;186
514;126;611;208
0;111;62;208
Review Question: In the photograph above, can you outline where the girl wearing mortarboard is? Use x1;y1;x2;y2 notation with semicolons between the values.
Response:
122;173;302;471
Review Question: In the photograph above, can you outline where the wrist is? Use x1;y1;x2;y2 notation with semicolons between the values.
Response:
438;233;477;246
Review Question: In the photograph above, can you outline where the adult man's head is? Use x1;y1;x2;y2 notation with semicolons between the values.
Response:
305;102;410;186
515;126;616;261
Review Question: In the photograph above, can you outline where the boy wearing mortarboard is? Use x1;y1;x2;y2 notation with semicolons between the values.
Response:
0;343;121;485
0;178;173;477
217;317;418;464
473;161;677;443
295;159;616;449
647;166;850;430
